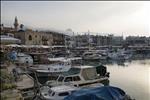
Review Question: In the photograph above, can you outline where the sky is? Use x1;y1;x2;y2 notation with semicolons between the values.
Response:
1;1;150;37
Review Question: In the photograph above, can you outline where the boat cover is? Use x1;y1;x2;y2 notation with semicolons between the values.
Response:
64;86;126;100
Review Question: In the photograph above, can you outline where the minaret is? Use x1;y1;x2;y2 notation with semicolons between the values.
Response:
14;16;19;31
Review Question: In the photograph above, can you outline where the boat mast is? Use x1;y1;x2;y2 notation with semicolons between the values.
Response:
88;30;90;51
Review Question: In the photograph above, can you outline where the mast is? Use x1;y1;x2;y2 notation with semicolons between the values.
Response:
88;30;90;51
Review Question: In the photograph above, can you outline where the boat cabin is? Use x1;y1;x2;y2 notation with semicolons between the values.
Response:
46;65;109;87
40;85;78;100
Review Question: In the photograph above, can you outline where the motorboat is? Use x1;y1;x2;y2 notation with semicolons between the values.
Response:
82;51;102;60
29;58;72;74
16;53;33;65
8;51;33;65
46;65;109;87
64;86;134;100
28;57;83;80
39;85;79;100
108;49;133;60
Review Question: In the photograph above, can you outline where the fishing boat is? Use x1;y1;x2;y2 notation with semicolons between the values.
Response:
46;65;109;87
29;58;72;74
28;57;82;78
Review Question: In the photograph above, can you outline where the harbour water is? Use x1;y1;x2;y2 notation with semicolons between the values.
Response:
105;59;150;100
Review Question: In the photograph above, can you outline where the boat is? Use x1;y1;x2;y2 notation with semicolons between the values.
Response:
29;58;72;74
28;57;83;79
64;86;134;100
16;53;33;65
0;35;21;44
82;51;102;60
108;49;132;60
39;85;79;100
8;51;33;65
46;65;109;87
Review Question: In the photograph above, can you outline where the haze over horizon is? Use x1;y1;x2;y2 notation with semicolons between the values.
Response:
1;1;150;37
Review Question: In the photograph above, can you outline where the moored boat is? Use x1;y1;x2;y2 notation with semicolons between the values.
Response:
46;65;109;87
39;85;79;100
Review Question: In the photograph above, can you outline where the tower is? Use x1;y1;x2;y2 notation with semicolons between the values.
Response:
14;16;19;31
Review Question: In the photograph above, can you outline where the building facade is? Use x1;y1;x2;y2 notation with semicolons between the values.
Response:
15;30;53;45
125;36;149;46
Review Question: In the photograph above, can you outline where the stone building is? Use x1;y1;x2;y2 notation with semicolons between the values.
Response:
51;32;65;45
15;30;53;45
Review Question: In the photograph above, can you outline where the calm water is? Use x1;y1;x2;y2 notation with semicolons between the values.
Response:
105;59;150;100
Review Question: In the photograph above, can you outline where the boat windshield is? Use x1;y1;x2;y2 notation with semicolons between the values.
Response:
62;68;81;76
48;89;53;94
58;76;64;82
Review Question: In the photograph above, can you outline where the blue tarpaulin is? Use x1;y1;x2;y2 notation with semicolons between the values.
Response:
64;86;126;100
8;51;17;61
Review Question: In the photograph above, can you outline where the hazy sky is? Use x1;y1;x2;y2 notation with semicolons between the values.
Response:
1;1;150;36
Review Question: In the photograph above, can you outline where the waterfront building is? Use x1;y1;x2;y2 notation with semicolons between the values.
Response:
51;32;65;45
15;29;53;45
1;17;19;34
2;17;68;46
74;34;89;47
73;34;124;47
111;35;124;46
125;36;149;46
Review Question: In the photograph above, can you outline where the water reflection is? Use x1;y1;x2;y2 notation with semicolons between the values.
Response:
84;59;150;100
105;59;150;100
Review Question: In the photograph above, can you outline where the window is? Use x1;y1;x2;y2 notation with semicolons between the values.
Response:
29;35;32;40
52;92;55;96
58;92;69;96
64;77;72;82
59;68;62;70
73;76;81;81
48;90;52;94
58;76;64;82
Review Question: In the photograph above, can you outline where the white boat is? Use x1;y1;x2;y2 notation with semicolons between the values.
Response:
30;58;72;73
1;35;21;44
108;49;133;60
8;51;33;65
30;57;82;74
46;65;109;87
82;52;102;60
15;53;33;65
40;85;79;100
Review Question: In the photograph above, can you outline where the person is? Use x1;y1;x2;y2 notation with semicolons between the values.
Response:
12;68;18;82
